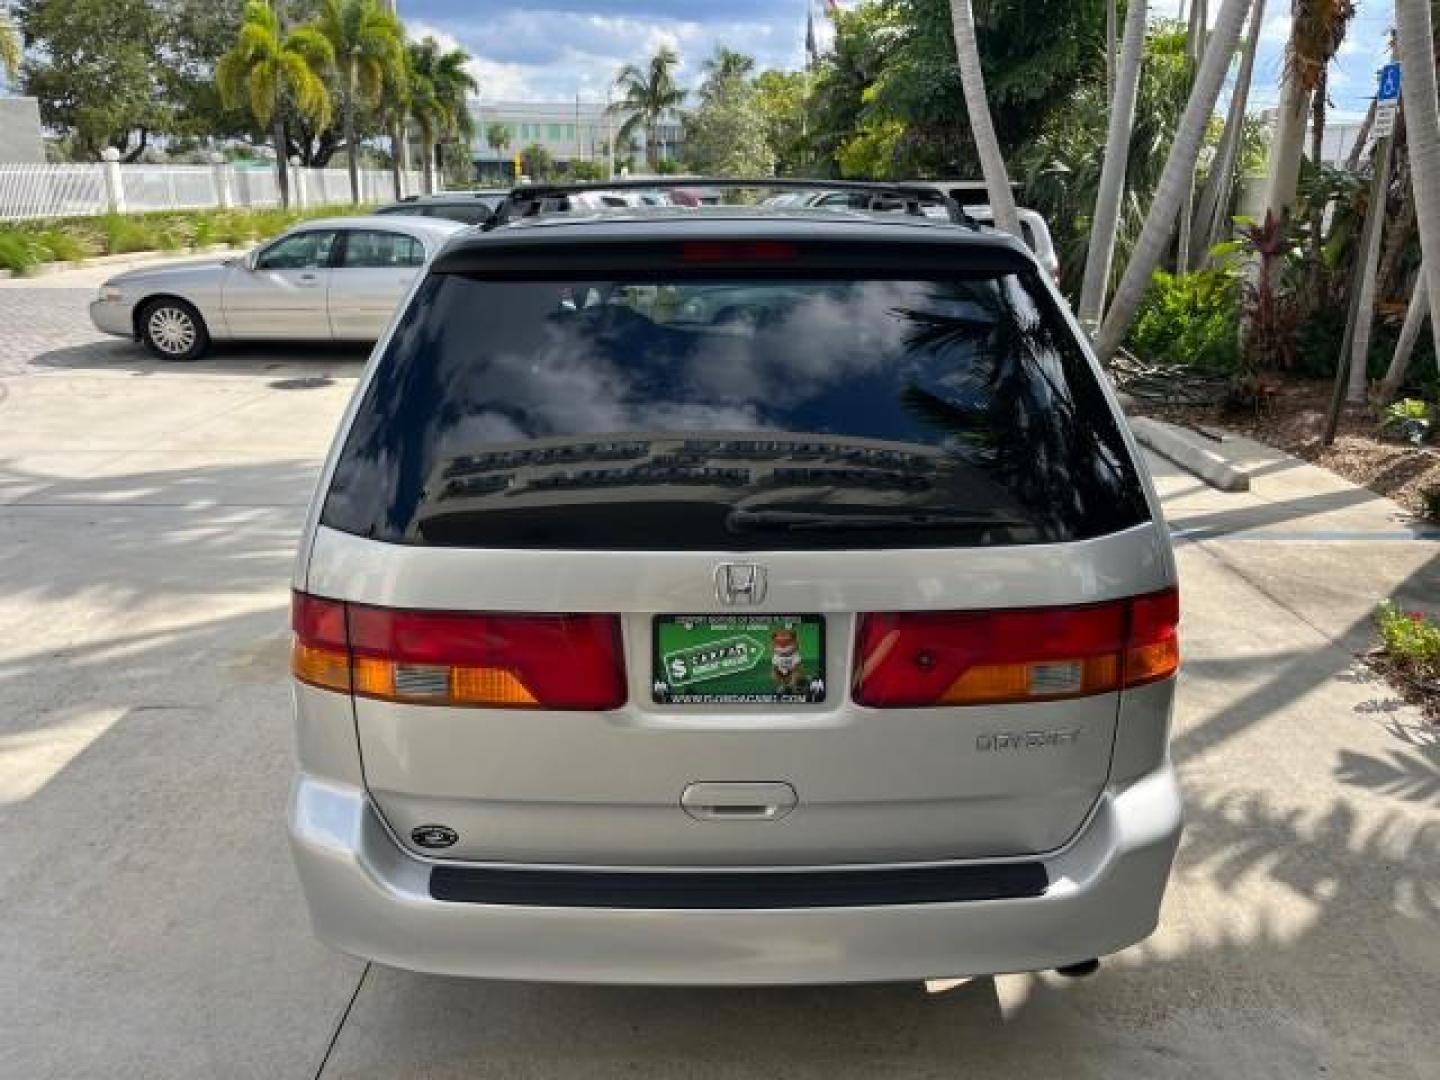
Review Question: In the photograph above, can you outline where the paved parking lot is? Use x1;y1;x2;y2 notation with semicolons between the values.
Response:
1;260;1437;1078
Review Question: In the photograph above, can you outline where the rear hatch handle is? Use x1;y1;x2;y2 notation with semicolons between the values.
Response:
681;782;798;822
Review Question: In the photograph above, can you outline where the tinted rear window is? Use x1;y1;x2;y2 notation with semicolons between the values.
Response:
322;266;1148;549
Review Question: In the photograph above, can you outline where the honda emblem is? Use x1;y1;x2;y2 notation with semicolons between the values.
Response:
714;563;768;605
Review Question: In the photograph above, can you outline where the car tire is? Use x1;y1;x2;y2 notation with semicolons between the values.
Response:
139;298;209;361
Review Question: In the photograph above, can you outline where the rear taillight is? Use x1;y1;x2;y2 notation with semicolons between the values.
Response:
291;593;626;710
852;589;1179;708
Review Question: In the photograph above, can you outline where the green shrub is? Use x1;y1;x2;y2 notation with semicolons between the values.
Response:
0;231;43;274
1375;601;1440;683
38;228;91;262
1129;268;1243;373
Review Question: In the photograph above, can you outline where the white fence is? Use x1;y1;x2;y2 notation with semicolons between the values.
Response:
0;158;425;222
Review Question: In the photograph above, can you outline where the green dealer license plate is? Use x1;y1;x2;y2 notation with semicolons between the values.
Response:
653;615;826;705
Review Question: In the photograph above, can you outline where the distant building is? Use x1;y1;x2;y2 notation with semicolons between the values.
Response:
1258;107;1371;167
0;98;45;164
468;99;684;183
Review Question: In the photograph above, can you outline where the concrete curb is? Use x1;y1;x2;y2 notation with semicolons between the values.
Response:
1129;416;1251;493
0;244;242;281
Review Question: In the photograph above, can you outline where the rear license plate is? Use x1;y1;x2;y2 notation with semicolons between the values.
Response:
653;614;826;704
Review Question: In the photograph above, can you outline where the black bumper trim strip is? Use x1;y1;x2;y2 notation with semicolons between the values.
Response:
430;862;1048;909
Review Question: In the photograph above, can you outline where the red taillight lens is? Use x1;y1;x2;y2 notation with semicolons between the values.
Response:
291;593;626;710
292;593;350;694
852;589;1179;707
680;240;799;263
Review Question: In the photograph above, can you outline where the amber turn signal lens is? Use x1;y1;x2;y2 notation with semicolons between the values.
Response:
291;640;351;693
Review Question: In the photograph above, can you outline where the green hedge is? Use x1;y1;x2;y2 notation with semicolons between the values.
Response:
0;205;366;276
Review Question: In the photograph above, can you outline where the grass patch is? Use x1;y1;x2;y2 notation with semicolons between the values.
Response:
0;204;365;273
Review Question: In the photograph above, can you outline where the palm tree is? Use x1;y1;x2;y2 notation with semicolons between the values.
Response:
378;44;412;201
1261;1;1357;223
611;47;685;171
1096;0;1254;364
318;0;404;205
1396;0;1440;376
1190;0;1267;266
1077;0;1149;330
407;36;477;193
1;3;21;86
947;1;1020;237
700;46;755;101
217;1;334;210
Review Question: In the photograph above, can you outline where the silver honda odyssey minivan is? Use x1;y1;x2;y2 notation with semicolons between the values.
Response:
288;182;1181;985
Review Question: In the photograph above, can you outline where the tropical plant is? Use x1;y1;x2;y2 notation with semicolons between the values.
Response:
407;36;477;193
1374;600;1440;681
1077;0;1148;328
519;142;554;182
317;0;404;205
1379;397;1432;444
946;0;1018;235
1021;22;1194;294
1130;267;1243;372
611;46;685;171
485;122;513;154
1095;0;1253;364
753;69;812;175
217;1;334;209
699;46;755;99
686;47;774;177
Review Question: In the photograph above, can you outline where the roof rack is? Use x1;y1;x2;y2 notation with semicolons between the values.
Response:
482;178;976;232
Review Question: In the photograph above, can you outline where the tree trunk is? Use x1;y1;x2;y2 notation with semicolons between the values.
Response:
345;61;361;206
947;0;1020;237
1378;267;1430;403
421;133;436;194
1191;0;1266;265
1345;132;1393;404
389;118;405;200
1262;48;1312;224
1097;0;1253;363
1078;0;1149;329
1395;0;1440;390
1305;67;1328;308
273;113;291;210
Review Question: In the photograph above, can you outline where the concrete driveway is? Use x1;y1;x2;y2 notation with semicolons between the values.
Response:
1;263;1436;1078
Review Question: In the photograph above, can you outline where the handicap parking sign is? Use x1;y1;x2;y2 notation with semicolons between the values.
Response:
1378;63;1401;103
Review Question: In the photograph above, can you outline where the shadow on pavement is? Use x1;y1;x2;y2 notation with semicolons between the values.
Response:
29;339;371;378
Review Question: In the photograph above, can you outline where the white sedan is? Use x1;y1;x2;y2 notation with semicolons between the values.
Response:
89;214;465;360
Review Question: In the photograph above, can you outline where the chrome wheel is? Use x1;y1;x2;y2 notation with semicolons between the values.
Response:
146;306;198;357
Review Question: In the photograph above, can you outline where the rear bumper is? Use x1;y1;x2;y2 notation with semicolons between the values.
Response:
288;766;1181;986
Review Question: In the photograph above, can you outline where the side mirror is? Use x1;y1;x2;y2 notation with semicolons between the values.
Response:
242;249;259;272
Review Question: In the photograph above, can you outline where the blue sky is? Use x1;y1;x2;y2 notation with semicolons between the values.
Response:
397;0;1397;120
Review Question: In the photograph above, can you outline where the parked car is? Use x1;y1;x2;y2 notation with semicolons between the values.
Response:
89;215;464;360
288;182;1181;986
375;191;508;226
904;181;1062;282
